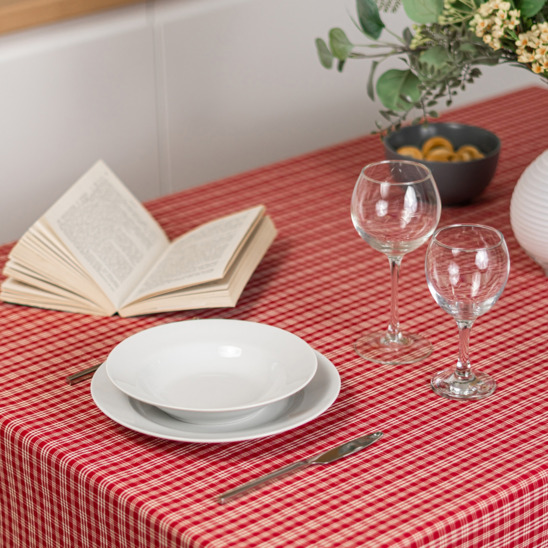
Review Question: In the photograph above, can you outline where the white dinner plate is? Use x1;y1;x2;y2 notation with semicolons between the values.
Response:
105;320;318;422
92;350;340;443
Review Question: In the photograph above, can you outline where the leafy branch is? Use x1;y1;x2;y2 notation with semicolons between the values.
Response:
316;0;547;135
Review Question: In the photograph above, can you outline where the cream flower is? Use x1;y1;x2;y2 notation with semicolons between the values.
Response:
536;45;548;59
507;10;520;28
516;33;534;48
518;50;535;63
478;3;493;16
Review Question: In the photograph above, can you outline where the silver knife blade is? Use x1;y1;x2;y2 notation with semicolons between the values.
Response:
311;431;383;464
217;431;383;504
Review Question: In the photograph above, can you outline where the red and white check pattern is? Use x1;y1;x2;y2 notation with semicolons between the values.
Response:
1;86;548;548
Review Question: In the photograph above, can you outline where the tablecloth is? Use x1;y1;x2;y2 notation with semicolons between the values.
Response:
1;85;548;547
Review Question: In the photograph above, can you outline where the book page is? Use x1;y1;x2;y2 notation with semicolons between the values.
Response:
13;221;102;293
123;205;265;305
118;215;276;316
0;275;113;316
43;161;169;309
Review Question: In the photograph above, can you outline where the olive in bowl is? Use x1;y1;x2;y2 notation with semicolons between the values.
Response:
383;122;501;206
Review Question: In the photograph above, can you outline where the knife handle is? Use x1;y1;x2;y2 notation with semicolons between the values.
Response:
217;459;310;504
66;363;102;385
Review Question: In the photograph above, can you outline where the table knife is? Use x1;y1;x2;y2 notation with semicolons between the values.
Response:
217;431;383;504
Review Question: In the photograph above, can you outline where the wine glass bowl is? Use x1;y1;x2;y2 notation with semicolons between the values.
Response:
351;160;441;364
425;224;510;400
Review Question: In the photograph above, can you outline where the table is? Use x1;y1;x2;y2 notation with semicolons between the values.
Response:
1;86;548;548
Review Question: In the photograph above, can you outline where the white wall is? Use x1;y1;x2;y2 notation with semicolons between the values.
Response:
0;0;539;242
0;5;158;242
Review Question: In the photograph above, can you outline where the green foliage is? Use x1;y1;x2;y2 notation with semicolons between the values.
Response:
376;70;421;110
402;0;444;23
329;28;355;60
315;0;548;134
357;0;386;38
516;0;545;17
419;45;450;68
315;38;333;69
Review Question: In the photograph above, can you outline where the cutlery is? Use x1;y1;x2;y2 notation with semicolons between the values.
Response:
217;431;383;504
66;363;102;385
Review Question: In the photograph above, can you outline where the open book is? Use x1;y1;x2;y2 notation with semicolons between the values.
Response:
0;161;277;317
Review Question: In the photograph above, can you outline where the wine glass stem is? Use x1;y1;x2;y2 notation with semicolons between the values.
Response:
455;320;474;381
386;256;403;342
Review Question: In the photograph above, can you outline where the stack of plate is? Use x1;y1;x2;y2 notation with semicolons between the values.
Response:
91;319;341;443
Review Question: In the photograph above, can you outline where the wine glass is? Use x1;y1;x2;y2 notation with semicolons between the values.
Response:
425;224;510;400
350;160;441;364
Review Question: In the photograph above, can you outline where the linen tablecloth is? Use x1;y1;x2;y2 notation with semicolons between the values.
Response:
1;86;548;547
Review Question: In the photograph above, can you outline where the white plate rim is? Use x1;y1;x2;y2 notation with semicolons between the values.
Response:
105;319;318;413
91;350;340;443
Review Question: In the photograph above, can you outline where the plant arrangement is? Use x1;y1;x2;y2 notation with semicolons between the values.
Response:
316;0;548;134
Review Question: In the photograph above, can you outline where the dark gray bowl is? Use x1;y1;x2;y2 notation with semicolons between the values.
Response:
383;122;501;206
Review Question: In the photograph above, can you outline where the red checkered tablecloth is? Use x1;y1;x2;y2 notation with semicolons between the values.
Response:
1;86;548;548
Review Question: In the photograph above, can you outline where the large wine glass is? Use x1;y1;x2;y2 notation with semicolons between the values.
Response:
351;160;441;364
425;224;510;400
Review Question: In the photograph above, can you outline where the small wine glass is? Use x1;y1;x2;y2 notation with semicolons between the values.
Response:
351;160;441;364
425;224;510;400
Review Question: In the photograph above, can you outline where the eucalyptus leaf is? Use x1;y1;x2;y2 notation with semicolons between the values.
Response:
367;61;380;101
376;69;421;110
402;0;444;23
329;28;354;60
420;46;449;68
481;57;500;66
459;43;477;54
356;0;385;40
315;38;334;69
516;0;545;17
402;27;414;46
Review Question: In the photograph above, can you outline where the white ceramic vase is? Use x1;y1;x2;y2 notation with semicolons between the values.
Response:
510;149;548;275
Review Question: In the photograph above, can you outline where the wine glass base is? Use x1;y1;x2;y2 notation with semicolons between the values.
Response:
354;332;433;365
431;368;496;400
